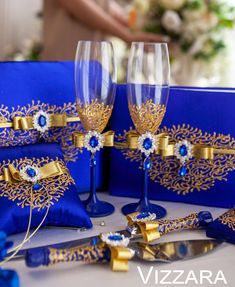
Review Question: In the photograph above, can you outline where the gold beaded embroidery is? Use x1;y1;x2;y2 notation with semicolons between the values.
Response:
0;157;74;209
77;99;113;133
219;208;235;231
116;124;235;194
0;101;82;162
129;100;166;134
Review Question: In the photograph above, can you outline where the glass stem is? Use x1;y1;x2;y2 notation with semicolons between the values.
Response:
89;152;98;203
140;156;151;208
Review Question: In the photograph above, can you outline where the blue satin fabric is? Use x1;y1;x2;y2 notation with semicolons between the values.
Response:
206;208;235;244
0;61;104;192
110;85;235;208
0;143;92;235
0;269;19;287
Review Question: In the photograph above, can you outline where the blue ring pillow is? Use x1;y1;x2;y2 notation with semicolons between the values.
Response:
0;142;92;235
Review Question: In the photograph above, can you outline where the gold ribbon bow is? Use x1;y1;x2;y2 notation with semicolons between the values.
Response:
0;114;80;130
110;246;133;272
123;130;235;160
73;131;115;148
0;161;63;183
127;212;160;243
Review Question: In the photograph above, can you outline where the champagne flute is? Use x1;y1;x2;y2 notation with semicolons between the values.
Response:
75;41;117;217
122;42;170;218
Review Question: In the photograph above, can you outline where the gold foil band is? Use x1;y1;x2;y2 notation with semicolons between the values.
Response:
0;161;63;183
0;115;80;130
119;130;235;160
73;130;115;148
127;212;160;243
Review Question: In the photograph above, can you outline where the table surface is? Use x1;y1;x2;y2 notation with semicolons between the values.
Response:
5;193;235;287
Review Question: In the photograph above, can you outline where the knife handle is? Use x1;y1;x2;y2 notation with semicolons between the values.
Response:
25;243;110;268
158;211;213;236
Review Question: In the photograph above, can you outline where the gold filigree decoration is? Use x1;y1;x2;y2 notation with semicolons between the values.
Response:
219;208;235;231
0;101;82;162
116;124;235;195
77;99;113;133
0;157;74;209
129;100;166;134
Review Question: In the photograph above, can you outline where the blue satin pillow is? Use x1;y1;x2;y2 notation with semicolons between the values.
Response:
0;61;104;191
206;208;235;244
0;142;92;235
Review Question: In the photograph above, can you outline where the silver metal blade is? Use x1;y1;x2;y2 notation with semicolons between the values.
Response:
7;229;130;261
132;239;223;262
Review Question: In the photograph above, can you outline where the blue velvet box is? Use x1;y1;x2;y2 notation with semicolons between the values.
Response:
110;85;235;208
0;61;104;192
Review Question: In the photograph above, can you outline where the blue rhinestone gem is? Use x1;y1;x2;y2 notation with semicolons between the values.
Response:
26;168;37;178
33;183;42;191
178;166;187;177
89;136;99;148
179;145;188;156
143;138;152;150
144;157;151;170
136;212;149;220
38;115;47;127
108;235;123;241
178;243;188;257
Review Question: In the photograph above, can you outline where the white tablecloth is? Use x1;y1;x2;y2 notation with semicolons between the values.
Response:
5;193;235;287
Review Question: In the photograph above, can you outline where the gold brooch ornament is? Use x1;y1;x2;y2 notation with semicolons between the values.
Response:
100;232;134;271
138;132;158;157
20;165;41;183
84;131;104;153
174;140;193;177
33;110;51;133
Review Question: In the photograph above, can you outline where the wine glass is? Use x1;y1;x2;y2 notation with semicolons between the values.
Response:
121;42;170;218
75;41;117;217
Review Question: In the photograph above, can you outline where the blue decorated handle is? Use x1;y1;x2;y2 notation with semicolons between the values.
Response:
26;244;110;268
158;211;213;235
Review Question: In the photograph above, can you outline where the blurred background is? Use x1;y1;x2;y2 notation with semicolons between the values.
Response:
0;0;235;87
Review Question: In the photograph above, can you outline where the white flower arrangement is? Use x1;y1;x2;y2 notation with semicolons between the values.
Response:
130;0;235;62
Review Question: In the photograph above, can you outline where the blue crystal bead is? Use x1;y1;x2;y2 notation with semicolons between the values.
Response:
136;212;149;220
178;166;187;177
33;183;42;191
26;168;37;178
89;136;99;148
38;115;47;127
144;157;151;170
108;235;123;241
143;138;152;150
179;145;188;156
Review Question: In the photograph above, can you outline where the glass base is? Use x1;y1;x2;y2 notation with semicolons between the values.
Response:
83;198;115;218
121;201;167;219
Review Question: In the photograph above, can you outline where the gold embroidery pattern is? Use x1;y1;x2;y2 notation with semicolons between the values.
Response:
0;157;74;209
219;208;235;231
0;101;82;162
48;244;107;265
77;99;113;133
158;213;199;235
129;100;166;134
116;124;235;194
